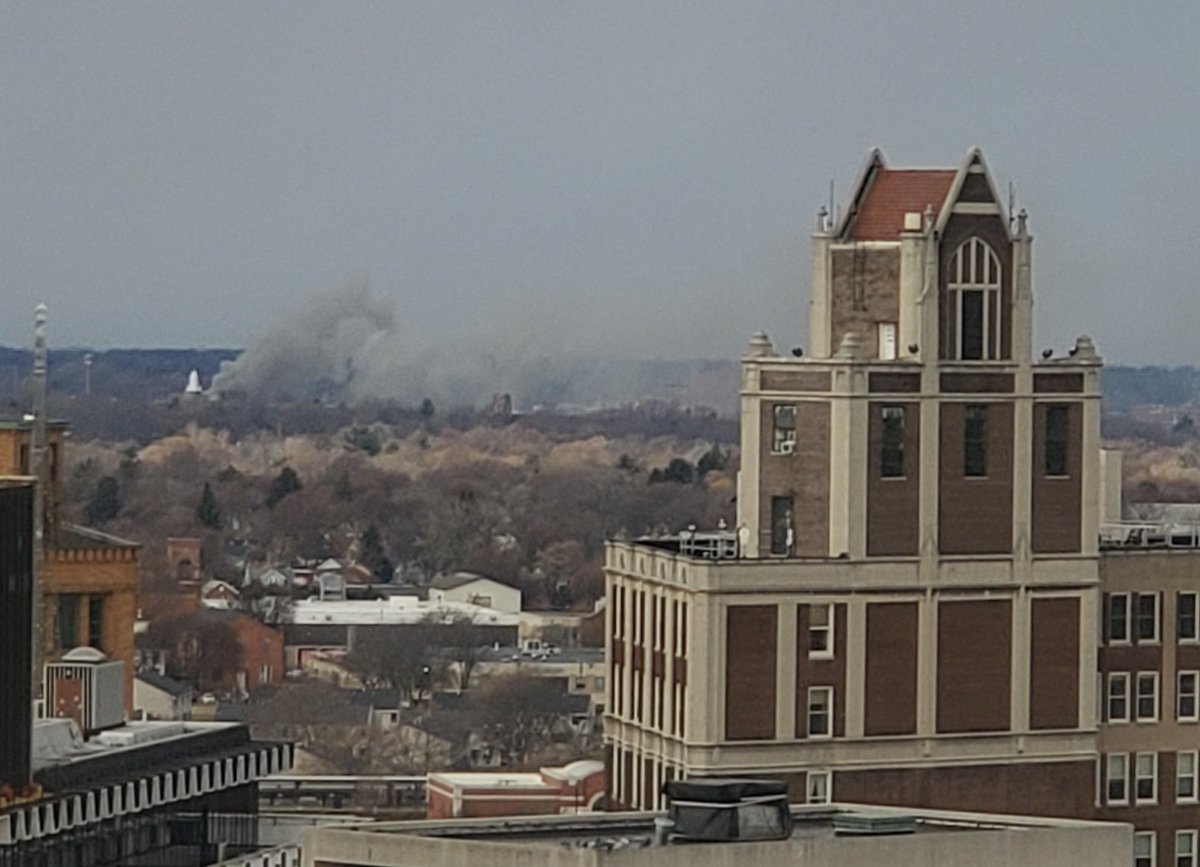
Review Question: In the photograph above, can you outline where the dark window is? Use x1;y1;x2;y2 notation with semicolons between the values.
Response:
1108;594;1129;643
57;594;81;649
1181;593;1198;642
88;595;105;649
19;444;29;475
772;405;797;453
1045;405;1068;476
1138;593;1159;642
960;290;984;360
770;496;793;556
880;406;905;478
963;405;988;477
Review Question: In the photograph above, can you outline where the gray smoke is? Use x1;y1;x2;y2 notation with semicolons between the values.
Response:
211;278;737;412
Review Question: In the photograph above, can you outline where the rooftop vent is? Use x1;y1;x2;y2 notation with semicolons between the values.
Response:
833;810;917;836
662;778;792;843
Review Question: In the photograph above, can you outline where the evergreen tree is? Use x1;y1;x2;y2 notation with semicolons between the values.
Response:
265;467;302;508
419;397;436;419
333;468;355;502
361;523;393;582
86;476;121;524
196;482;222;529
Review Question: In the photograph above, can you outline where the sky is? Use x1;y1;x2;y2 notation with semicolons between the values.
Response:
2;2;1199;365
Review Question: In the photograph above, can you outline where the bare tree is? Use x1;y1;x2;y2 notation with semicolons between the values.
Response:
140;613;245;693
467;673;567;767
437;613;493;692
344;625;446;704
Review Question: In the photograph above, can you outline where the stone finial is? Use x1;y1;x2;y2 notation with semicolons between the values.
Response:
1016;208;1029;237
835;331;866;360
747;332;776;358
1071;335;1099;361
817;206;829;232
923;204;935;233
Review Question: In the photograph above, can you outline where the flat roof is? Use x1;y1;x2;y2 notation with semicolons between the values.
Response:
337;802;1122;846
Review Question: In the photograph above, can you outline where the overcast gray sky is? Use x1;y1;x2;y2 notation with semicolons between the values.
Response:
2;2;1198;364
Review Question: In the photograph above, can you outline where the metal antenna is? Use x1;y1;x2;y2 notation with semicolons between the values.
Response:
1008;181;1016;233
31;304;48;708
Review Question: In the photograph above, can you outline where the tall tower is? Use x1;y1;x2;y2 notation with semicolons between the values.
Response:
605;149;1104;817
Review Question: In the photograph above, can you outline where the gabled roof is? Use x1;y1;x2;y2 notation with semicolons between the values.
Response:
431;572;515;592
838;147;1003;242
135;670;191;698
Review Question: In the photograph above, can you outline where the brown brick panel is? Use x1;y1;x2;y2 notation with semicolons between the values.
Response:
835;759;1095;819
760;370;832;392
673;657;687;685
938;213;1013;360
1099;644;1164;673
622;749;633;810
1034;373;1085;393
1031;402;1083;554
1177;645;1200;671
725;605;778;740
956;173;994;204
829;246;900;358
939;372;1015;393
1029;597;1080;729
758;401;830;557
795;604;847;738
864;602;919;736
938;401;1014;555
643;757;654;809
866;401;920;556
651;650;665;678
936;599;1012;733
868;372;920;393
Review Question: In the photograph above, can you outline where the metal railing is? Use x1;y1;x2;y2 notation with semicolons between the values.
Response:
1100;521;1200;549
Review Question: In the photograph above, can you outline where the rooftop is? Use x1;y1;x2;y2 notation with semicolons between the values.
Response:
301;803;1129;867
290;596;518;626
849;168;957;241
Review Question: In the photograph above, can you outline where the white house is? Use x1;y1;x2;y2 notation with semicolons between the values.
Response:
134;671;193;720
428;573;521;615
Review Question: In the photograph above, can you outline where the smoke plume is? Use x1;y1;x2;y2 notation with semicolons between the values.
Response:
211;278;737;412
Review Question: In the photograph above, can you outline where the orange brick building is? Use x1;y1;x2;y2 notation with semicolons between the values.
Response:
0;421;140;709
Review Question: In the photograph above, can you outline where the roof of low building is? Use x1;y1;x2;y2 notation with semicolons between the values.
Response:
430;572;516;591
135;670;192;698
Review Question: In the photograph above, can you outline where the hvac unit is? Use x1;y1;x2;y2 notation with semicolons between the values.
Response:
44;647;126;735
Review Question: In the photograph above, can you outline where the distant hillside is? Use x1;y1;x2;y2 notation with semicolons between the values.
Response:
0;347;239;403
0;346;1194;417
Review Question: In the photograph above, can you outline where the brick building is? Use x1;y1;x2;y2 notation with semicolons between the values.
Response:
602;150;1200;862
0;420;140;710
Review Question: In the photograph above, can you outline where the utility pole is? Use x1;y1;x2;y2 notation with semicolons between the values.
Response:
30;305;47;710
83;353;93;396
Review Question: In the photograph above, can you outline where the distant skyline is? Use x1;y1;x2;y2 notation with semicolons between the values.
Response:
3;3;1199;365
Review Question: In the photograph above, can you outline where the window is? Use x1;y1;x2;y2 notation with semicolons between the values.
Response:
259;664;273;683
1137;672;1159;722
1181;592;1199;642
1136;753;1158;804
1178;831;1196;867
806;770;830;805
1107;673;1129;723
1178;752;1198;803
1107;753;1128;804
949;237;1001;360
772;405;797;454
1108;593;1130;644
770;496;793;556
807;686;832;738
56;594;81;649
87;595;105;649
809;604;833;658
1180;672;1198;721
877;322;897;360
1133;831;1155;867
1138;593;1160;643
1044;405;1069;476
880;406;905;478
963;405;988;476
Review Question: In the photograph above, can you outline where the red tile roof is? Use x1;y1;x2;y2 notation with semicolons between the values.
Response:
850;169;956;241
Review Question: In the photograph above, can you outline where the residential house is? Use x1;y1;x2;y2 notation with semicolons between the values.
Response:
430;573;522;615
134;669;193;720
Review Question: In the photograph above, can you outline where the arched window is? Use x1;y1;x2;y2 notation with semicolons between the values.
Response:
949;237;1001;360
